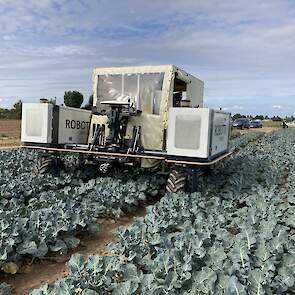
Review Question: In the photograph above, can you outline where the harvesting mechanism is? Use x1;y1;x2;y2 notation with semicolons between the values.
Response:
21;65;231;192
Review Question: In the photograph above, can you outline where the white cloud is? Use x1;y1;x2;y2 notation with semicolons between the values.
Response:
2;34;15;41
0;0;294;114
232;105;244;110
273;105;283;109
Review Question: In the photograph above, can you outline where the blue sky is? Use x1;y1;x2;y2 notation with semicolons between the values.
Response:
0;0;295;116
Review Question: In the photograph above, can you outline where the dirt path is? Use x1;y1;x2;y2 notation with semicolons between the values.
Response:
0;207;147;295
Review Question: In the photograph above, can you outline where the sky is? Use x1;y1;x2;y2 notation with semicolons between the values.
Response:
0;0;295;116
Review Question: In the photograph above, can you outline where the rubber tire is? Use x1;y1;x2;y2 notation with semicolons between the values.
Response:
186;168;204;193
33;156;54;175
166;170;186;193
99;162;112;174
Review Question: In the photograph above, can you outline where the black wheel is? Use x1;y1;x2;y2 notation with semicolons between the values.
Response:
166;169;186;193
186;168;204;193
99;162;112;174
33;156;63;175
81;163;98;179
166;167;206;193
33;156;54;175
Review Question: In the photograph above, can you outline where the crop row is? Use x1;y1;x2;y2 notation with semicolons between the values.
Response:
0;149;165;273
30;130;295;294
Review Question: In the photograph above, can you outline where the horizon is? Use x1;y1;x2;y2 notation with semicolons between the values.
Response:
0;0;295;116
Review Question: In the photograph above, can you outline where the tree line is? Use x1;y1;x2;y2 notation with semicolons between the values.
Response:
232;113;295;122
0;100;22;119
0;91;93;119
0;91;294;123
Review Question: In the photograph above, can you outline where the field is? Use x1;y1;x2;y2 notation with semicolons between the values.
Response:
262;120;282;128
0;129;294;294
232;127;276;136
0;120;21;147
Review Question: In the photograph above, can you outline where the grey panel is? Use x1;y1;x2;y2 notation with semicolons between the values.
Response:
58;107;91;144
210;112;230;156
175;115;201;149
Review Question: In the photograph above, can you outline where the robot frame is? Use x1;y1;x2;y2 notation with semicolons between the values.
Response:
21;65;232;193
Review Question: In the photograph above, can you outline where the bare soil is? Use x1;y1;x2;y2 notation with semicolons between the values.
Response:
0;208;147;295
0;120;21;147
239;127;277;133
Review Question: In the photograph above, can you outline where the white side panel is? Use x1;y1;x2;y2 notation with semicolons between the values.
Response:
211;112;230;156
21;103;53;143
58;107;91;144
167;108;210;158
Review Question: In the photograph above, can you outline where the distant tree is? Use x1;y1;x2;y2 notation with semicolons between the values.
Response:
285;116;295;123
0;108;10;119
232;113;244;120
11;100;22;119
0;100;22;119
84;94;93;110
254;115;264;120
64;91;84;108
48;97;57;105
271;116;283;122
265;115;270;120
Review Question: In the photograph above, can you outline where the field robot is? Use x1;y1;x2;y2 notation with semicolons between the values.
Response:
21;65;231;192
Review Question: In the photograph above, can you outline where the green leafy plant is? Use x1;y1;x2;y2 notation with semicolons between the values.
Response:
0;150;164;272
30;130;295;294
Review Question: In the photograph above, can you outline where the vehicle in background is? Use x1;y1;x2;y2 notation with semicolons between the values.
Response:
287;121;295;128
250;119;263;128
232;118;251;129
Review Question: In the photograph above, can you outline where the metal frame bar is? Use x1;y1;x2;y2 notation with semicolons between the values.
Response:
21;145;232;166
